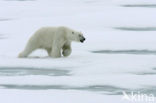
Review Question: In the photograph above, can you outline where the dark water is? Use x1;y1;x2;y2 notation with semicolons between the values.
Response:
91;50;156;55
122;4;156;8
114;27;156;31
0;84;155;95
0;84;127;95
0;67;71;76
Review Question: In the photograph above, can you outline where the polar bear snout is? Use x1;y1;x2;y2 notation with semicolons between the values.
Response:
80;37;86;43
80;36;86;43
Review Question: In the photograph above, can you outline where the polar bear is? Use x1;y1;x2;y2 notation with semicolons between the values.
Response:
18;26;85;58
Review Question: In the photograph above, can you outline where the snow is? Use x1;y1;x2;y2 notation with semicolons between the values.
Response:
0;0;156;103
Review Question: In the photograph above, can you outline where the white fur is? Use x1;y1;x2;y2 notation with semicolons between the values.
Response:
18;26;83;58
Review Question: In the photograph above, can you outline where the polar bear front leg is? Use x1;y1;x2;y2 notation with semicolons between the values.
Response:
50;33;65;58
50;43;62;58
62;49;71;57
50;47;61;58
62;42;72;57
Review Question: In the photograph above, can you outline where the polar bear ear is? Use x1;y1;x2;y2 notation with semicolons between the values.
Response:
72;32;74;34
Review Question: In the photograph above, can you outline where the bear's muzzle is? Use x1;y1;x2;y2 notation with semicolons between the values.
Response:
80;37;86;43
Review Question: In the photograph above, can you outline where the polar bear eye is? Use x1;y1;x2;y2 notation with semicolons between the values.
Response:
72;32;74;34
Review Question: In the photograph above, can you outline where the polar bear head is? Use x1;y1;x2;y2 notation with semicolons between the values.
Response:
66;29;86;43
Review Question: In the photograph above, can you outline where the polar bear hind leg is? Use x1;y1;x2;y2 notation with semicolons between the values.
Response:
18;41;37;58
